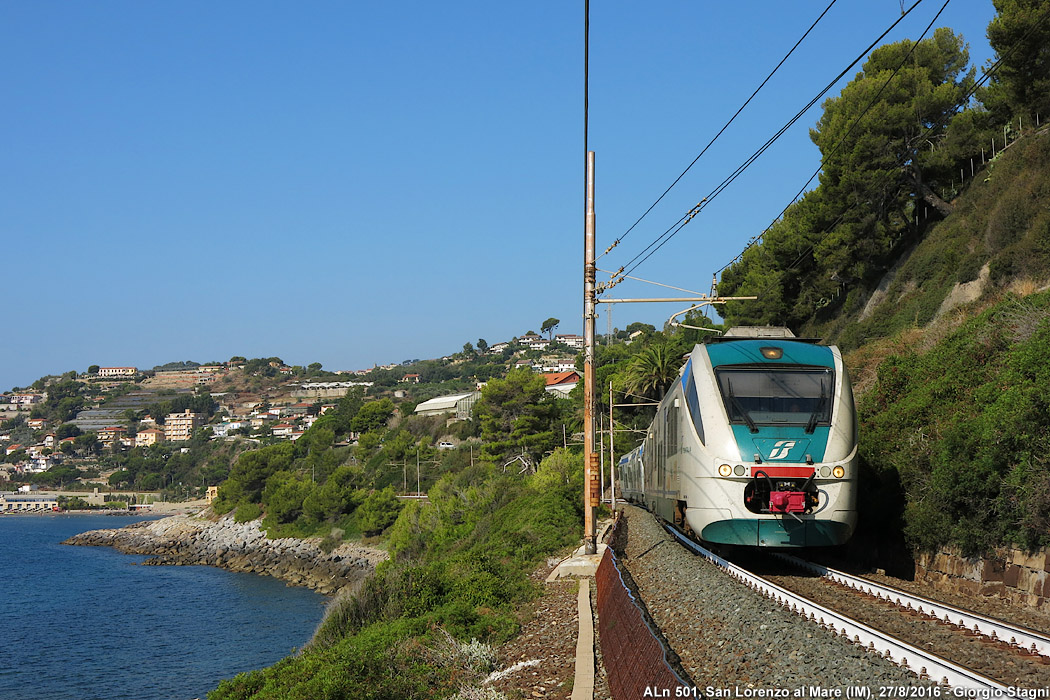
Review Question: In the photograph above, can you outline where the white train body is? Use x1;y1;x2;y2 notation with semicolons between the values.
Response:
619;330;858;547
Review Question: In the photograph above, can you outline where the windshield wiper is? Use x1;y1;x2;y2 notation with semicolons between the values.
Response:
805;381;827;434
726;382;758;433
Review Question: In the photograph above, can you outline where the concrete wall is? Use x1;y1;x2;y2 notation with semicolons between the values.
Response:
916;546;1050;609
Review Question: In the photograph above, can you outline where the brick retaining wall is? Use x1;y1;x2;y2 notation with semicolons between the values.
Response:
916;546;1050;609
595;545;688;698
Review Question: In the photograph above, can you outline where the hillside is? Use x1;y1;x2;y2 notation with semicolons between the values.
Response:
709;120;1050;573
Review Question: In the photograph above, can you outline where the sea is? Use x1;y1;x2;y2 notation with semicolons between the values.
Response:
0;514;328;700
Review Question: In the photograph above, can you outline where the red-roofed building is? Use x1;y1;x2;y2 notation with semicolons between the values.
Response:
272;423;295;437
135;428;165;447
543;371;580;397
99;427;127;446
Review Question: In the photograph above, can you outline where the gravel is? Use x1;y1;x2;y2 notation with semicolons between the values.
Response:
757;566;1050;688
613;505;935;693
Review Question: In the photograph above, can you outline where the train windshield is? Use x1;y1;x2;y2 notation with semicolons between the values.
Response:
715;367;833;431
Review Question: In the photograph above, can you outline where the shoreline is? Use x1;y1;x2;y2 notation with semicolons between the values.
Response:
62;511;388;596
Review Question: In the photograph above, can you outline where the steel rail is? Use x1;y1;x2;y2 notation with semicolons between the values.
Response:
664;526;1008;691
774;553;1050;658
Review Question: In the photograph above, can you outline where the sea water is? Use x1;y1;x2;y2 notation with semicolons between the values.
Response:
0;514;327;700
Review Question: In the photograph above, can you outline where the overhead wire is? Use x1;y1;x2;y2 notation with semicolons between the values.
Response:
720;0;1050;307
605;0;929;289
599;0;840;262
715;0;954;276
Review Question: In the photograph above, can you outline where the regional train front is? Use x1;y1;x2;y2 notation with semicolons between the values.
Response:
685;327;858;547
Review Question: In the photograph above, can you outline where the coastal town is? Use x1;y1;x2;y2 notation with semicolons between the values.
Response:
0;330;588;513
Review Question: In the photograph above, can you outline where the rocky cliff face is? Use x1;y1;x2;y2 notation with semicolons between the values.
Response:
63;513;388;596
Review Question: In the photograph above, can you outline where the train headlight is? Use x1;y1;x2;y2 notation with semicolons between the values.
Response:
718;464;732;477
760;346;783;360
733;465;745;476
819;466;831;478
832;466;845;479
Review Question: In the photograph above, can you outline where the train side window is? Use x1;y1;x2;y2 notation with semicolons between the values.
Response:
684;373;705;444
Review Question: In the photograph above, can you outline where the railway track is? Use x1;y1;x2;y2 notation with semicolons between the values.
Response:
665;525;1050;690
775;553;1050;658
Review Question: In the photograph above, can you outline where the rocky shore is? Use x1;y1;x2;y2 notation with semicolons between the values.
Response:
63;512;388;595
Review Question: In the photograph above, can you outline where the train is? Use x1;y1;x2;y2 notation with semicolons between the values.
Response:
618;326;858;548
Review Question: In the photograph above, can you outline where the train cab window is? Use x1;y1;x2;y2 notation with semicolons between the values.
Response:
684;373;705;444
715;367;833;431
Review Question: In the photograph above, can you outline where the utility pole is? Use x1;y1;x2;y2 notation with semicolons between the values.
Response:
609;380;615;511
583;149;598;554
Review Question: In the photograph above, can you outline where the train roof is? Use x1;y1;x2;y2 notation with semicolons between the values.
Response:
705;326;823;345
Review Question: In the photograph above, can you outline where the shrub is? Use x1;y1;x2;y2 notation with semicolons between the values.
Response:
233;502;262;523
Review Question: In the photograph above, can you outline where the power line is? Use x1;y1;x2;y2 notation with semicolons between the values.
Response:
720;1;1050;309
600;0;840;260
606;0;928;287
715;0;955;276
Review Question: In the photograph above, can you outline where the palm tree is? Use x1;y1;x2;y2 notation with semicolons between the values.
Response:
624;343;684;400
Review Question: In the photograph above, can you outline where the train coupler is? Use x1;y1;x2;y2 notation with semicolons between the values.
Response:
768;491;807;514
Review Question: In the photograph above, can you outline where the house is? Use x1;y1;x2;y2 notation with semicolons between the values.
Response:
135;428;165;447
5;444;23;456
9;394;45;406
249;415;269;430
414;392;481;421
488;341;510;354
42;434;56;449
400;374;421;384
211;421;246;438
554;334;585;350
27;418;47;430
543;371;580;397
540;357;577;373
98;367;137;378
98;427;127;446
519;333;549;351
271;423;295;437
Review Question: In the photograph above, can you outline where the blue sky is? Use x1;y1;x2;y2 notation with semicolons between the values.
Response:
2;1;997;392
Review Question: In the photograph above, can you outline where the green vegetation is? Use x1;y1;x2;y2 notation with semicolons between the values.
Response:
859;291;1050;555
209;451;583;700
706;6;1050;557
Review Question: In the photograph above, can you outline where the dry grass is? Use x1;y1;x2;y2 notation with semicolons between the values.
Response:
1006;276;1050;297
844;327;925;398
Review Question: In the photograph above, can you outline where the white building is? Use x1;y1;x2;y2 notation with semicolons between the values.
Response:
98;367;138;378
554;334;584;350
